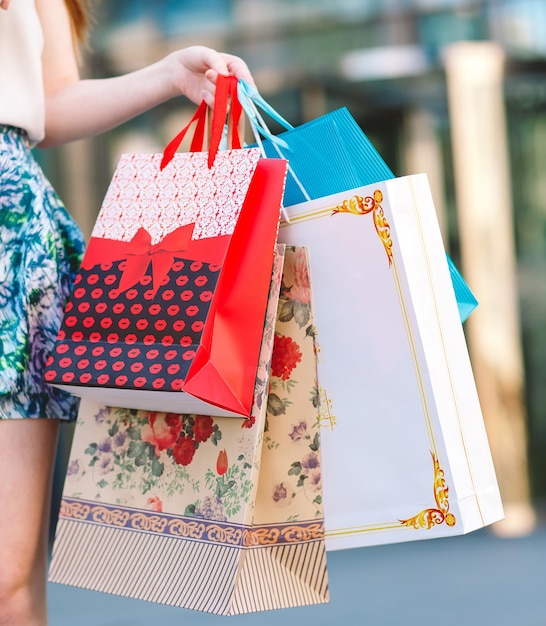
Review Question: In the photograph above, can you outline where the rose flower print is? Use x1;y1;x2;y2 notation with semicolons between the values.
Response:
192;415;214;443
270;335;302;381
140;412;183;456
288;247;311;305
145;496;163;512
82;408;223;501
172;435;197;466
277;246;312;329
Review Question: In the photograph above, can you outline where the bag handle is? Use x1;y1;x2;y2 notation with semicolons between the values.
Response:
237;80;311;204
161;74;243;170
237;79;293;138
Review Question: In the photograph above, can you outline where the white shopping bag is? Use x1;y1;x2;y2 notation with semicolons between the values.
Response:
279;173;504;550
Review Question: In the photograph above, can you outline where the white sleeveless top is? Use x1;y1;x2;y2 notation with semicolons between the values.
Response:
0;0;45;144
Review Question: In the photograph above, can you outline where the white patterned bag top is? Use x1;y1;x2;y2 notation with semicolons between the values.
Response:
93;149;262;244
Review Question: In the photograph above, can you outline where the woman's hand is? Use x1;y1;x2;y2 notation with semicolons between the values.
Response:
41;37;257;146
0;0;11;10
163;46;256;107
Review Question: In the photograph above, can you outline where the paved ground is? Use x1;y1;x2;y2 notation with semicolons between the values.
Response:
48;524;546;626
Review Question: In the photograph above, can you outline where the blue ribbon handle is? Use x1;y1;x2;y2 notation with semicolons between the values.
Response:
237;80;292;150
237;80;312;211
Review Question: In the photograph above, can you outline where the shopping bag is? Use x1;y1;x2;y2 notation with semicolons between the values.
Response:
44;76;288;418
238;83;478;322
278;176;503;550
48;246;329;615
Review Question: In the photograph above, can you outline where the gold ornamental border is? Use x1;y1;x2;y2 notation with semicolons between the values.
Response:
59;497;325;548
288;187;457;536
329;190;394;265
330;188;456;533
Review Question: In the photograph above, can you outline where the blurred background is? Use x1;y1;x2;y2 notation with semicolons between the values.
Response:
42;0;546;535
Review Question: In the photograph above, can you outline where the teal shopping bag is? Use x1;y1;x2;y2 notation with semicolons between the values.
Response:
239;83;478;322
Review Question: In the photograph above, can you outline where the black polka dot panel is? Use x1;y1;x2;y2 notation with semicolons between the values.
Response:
45;258;220;391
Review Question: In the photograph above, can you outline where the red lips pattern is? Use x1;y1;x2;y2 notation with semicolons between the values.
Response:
45;258;220;392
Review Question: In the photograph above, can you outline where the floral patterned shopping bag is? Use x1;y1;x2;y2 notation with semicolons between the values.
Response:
48;246;329;615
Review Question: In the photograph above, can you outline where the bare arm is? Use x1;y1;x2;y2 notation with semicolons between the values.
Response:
36;0;254;147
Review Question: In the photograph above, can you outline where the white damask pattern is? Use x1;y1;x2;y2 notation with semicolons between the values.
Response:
93;149;262;244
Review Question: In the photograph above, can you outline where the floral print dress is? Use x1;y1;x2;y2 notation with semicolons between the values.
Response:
0;125;85;419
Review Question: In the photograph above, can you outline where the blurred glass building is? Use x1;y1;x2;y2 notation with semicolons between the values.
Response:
45;0;546;506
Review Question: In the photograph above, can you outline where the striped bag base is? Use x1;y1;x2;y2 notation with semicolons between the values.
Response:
49;507;328;615
48;246;329;615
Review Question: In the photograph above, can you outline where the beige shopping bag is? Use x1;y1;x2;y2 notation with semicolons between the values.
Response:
48;246;329;615
279;174;504;550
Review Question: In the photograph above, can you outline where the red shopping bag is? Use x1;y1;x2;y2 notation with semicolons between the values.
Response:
45;76;288;418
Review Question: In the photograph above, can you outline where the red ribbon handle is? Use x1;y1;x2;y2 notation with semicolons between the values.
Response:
160;75;243;171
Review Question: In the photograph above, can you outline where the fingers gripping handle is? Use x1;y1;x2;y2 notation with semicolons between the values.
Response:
160;75;243;170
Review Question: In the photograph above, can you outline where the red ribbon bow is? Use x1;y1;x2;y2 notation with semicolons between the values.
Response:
82;224;195;295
